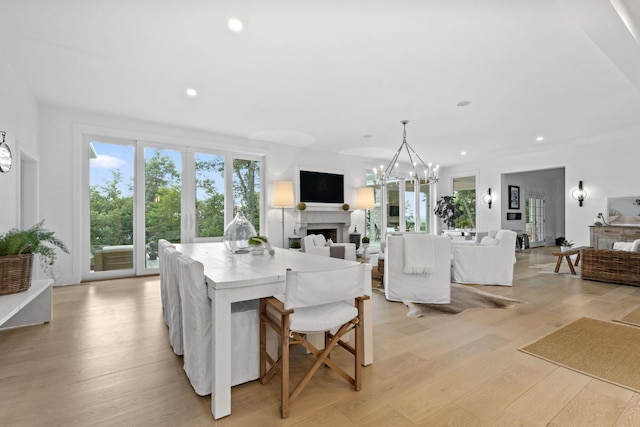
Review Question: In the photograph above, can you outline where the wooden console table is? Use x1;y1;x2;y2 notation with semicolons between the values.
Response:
0;279;53;329
589;225;640;249
552;247;590;275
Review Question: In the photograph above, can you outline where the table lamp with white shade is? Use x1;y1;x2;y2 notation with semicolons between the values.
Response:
356;187;376;255
272;180;295;248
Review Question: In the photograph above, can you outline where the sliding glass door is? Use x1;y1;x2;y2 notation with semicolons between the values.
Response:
88;139;135;276
85;136;263;280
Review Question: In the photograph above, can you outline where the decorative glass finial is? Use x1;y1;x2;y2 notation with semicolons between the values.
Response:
223;209;257;253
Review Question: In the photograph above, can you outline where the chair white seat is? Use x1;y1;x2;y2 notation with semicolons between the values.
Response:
290;302;358;333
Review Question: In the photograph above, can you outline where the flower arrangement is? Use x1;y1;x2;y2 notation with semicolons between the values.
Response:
248;236;268;246
248;236;274;255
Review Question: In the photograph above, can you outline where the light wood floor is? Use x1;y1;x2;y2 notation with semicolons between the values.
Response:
3;247;640;426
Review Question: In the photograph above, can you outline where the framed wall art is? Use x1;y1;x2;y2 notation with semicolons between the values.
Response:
508;185;520;210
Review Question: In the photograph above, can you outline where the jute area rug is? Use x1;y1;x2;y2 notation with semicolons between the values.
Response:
404;283;523;318
528;262;581;278
520;317;640;393
615;306;640;328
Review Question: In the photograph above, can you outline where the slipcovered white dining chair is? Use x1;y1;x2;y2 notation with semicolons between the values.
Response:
384;233;451;304
164;246;184;355
259;263;369;418
158;239;173;326
176;254;268;395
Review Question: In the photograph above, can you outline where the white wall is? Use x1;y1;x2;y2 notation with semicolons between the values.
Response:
0;51;39;230
438;141;640;248
38;106;369;285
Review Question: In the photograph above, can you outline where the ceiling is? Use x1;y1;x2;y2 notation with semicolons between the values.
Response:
1;0;640;168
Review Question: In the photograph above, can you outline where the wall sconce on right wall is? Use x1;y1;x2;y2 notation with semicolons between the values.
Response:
571;180;587;206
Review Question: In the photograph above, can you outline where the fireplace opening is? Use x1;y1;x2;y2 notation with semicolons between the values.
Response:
308;228;338;243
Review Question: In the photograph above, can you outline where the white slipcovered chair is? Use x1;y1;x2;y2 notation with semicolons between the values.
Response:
302;234;357;261
451;229;517;286
613;239;640;252
384;233;451;304
164;246;184;354
176;254;268;395
158;239;173;326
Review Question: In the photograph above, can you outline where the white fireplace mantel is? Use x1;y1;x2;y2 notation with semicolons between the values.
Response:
296;210;353;243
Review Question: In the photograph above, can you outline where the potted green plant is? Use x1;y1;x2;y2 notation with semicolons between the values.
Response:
297;202;307;211
248;236;269;255
342;203;350;211
361;236;370;247
434;196;462;229
0;220;69;293
560;239;575;252
289;240;302;251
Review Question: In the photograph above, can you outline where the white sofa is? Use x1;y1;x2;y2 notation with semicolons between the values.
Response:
302;234;357;261
451;230;517;286
384;233;451;304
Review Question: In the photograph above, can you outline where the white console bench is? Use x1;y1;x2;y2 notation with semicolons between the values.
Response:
0;279;53;329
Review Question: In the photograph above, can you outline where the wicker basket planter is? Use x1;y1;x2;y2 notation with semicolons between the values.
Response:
0;252;34;295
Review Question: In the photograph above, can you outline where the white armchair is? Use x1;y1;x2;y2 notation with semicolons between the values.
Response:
384;234;451;304
451;230;517;286
302;234;357;261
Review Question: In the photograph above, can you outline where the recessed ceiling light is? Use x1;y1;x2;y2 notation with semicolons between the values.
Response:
536;136;544;142
457;101;471;107
461;151;467;155
228;18;243;32
186;88;198;97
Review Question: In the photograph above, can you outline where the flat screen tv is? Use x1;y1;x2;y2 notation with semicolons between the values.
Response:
299;170;344;204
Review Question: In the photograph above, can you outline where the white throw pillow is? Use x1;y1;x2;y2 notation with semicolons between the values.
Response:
632;239;640;252
480;236;499;246
613;242;632;251
325;238;334;247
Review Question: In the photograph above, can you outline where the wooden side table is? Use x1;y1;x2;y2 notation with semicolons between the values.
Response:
551;246;590;275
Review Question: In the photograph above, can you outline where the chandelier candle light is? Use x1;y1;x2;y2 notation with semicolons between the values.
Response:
374;120;440;238
376;120;439;185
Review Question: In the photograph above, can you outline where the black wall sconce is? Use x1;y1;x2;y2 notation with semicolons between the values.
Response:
482;188;493;209
572;180;587;206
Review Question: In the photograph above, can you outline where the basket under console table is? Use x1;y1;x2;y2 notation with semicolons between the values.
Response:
0;279;53;329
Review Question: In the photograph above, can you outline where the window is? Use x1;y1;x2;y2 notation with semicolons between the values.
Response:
452;176;476;229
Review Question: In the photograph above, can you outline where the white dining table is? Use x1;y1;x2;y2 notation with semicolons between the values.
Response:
174;242;373;420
